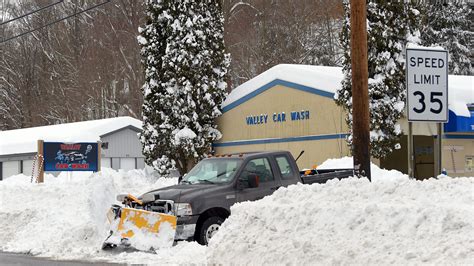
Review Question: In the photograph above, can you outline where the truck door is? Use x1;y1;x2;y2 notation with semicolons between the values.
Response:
273;154;299;187
237;157;280;202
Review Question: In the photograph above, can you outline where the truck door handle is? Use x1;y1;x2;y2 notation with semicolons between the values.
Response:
271;186;281;191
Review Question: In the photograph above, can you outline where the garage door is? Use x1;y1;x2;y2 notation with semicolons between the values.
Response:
3;161;20;179
137;158;145;169
22;160;34;175
120;158;135;171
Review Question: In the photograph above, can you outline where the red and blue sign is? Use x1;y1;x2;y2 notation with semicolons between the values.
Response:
43;142;99;171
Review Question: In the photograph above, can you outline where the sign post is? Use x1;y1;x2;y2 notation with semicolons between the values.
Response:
37;139;45;183
436;123;442;175
97;141;102;172
407;122;413;178
406;47;448;178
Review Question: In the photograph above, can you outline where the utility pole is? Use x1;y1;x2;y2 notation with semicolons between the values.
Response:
350;0;371;181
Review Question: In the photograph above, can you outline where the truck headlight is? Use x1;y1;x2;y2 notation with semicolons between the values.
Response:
174;203;192;216
116;194;128;202
141;193;156;203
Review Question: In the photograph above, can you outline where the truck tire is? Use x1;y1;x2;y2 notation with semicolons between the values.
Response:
197;216;224;245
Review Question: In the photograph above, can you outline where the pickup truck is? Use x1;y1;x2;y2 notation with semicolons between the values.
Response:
124;151;356;246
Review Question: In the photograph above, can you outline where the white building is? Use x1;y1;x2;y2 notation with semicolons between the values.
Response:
0;116;144;180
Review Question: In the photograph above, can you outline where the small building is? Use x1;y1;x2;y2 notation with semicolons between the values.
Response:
0;116;144;180
214;64;474;178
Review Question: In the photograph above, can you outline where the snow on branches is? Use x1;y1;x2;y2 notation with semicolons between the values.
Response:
337;1;420;158
139;0;230;175
421;1;473;75
337;1;472;159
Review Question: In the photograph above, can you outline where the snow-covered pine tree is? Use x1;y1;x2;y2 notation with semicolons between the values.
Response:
139;0;230;176
336;1;420;158
421;1;473;75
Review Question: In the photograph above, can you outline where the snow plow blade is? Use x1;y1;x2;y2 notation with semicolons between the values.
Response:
115;207;177;238
103;204;177;250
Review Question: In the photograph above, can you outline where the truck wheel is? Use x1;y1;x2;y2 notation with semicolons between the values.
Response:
197;216;224;245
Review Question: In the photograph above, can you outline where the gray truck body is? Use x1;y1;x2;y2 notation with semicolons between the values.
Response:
138;151;354;244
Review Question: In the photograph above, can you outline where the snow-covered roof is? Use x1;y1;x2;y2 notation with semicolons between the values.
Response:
0;116;142;156
222;64;473;117
222;65;342;111
448;75;474;117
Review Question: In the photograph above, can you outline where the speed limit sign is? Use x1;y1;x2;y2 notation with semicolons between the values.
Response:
406;48;448;122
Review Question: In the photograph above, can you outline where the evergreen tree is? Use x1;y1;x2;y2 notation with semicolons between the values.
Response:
336;1;420;158
139;0;230;176
421;1;473;75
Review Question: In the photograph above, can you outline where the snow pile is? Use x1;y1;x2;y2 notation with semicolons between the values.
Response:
1;157;472;265
97;241;207;265
208;164;473;264
125;221;175;251
105;210;176;251
0;168;178;260
317;156;408;182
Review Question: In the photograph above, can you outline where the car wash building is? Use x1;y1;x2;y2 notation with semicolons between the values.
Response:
214;64;474;179
215;65;351;170
0;116;145;180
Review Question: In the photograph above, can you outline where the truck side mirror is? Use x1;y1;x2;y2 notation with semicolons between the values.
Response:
248;174;259;188
178;176;183;184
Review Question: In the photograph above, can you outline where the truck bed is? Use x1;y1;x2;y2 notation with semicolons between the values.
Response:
300;168;356;184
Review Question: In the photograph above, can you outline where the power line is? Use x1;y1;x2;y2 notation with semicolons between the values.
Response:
0;0;64;26
0;0;111;45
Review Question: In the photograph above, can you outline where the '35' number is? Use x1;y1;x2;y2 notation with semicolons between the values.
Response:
413;91;443;114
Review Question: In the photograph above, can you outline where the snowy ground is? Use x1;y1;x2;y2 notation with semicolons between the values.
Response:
0;159;472;265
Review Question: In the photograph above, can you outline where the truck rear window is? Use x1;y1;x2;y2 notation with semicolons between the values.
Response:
275;156;294;179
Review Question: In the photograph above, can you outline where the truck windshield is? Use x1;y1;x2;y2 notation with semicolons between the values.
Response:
182;158;242;184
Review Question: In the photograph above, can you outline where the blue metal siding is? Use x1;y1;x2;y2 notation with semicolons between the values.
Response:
213;133;348;147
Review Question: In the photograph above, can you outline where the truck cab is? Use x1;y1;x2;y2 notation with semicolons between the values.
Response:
141;151;301;245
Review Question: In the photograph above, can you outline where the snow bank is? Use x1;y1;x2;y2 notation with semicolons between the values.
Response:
208;161;473;265
0;168;181;262
95;241;207;265
317;156;409;182
1;158;472;265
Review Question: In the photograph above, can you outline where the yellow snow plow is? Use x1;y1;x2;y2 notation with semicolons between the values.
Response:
102;194;177;250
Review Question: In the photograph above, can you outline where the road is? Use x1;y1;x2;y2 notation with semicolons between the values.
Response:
0;252;123;266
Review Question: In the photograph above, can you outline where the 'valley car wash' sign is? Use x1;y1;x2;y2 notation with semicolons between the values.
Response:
43;142;99;171
406;47;448;122
246;110;310;125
